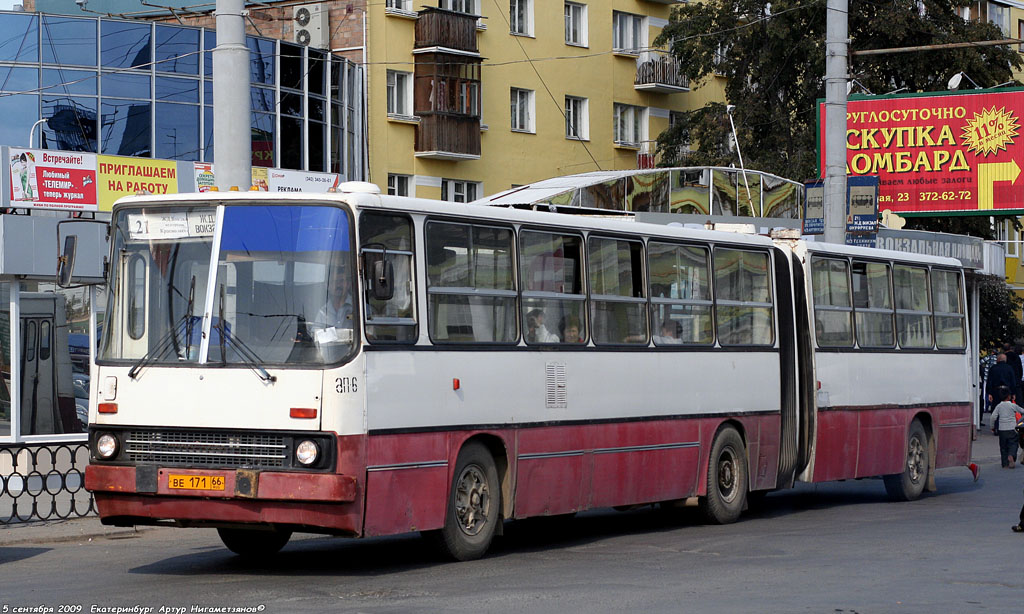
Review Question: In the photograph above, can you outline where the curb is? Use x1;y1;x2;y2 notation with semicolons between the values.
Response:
1;518;157;546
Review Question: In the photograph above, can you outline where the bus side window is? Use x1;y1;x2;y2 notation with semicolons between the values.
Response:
425;221;517;344
648;241;713;345
588;237;648;345
810;257;853;347
360;212;417;343
894;264;933;349
851;260;894;348
520;231;586;344
931;269;966;349
713;248;774;346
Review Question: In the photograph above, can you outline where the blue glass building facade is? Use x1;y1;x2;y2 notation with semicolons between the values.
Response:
0;11;366;179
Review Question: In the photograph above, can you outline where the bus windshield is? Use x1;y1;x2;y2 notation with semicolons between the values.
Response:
101;203;355;367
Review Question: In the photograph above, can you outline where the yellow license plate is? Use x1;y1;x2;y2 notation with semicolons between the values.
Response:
168;474;226;491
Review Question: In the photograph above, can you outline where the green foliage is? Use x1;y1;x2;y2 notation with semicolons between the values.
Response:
655;0;1022;181
974;271;1024;348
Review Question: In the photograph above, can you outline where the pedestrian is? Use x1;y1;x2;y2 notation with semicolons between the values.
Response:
986;353;1017;412
990;385;1021;469
1004;342;1023;401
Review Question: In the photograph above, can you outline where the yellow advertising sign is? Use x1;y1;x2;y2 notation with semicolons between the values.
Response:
97;155;179;211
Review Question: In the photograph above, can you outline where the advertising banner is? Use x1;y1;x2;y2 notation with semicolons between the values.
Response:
803;181;825;234
196;163;340;193
97;155;179;211
9;148;98;211
819;89;1024;215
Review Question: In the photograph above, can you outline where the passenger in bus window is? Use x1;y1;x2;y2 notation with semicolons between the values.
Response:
526;308;558;343
560;315;583;344
654;320;682;345
317;266;354;329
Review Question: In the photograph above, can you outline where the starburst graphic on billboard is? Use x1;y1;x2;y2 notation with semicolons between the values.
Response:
961;106;1019;156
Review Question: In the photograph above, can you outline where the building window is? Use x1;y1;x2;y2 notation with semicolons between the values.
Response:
387;70;412;117
510;88;535;133
613;11;645;54
564;2;587;46
613;103;646;146
387;0;412;10
440;0;477;15
988;1;1011;36
510;0;532;36
1019;19;1024;52
565;95;588;140
441;179;480;203
998;218;1019;257
388;173;410;196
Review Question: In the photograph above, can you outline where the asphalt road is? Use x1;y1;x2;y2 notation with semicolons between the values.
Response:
2;432;1022;614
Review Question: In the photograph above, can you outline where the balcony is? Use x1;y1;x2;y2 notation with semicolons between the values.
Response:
415;8;479;56
634;51;690;93
415;113;481;160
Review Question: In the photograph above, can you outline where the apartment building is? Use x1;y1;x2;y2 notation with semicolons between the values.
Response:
28;0;716;200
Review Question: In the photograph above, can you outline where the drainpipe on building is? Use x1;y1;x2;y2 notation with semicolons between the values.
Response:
213;0;252;191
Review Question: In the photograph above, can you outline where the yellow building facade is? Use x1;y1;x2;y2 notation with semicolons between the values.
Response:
368;0;722;200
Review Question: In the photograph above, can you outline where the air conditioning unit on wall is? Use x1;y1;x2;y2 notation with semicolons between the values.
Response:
293;4;328;49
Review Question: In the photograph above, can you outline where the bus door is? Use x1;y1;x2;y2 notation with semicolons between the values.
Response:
115;251;151;358
19;297;58;435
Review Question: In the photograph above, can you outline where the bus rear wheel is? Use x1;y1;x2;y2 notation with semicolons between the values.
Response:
217;527;292;557
434;442;500;561
884;419;929;501
700;426;747;524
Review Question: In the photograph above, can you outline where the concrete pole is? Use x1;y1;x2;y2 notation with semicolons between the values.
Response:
213;0;252;191
823;0;848;244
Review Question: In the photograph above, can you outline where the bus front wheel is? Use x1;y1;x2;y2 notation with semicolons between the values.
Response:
884;419;929;501
700;426;747;524
217;527;292;557
434;442;500;561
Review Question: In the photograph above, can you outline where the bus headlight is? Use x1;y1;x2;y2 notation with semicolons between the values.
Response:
295;440;320;466
96;433;119;459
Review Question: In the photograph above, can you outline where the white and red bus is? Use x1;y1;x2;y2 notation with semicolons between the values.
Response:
83;186;973;559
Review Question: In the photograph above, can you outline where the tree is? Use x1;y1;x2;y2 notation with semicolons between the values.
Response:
654;0;1022;182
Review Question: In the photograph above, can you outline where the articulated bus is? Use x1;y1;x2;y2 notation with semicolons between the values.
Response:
83;187;973;559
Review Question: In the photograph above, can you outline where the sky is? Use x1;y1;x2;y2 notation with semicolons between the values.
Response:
1;0;21;10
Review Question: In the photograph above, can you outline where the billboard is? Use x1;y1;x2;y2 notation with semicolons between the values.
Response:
9;148;98;211
819;89;1024;215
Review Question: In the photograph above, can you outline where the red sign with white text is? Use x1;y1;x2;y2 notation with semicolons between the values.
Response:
819;90;1024;215
8;147;98;211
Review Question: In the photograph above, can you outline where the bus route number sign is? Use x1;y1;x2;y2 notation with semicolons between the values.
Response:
168;474;225;491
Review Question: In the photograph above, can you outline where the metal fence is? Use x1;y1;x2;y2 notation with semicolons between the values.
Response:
0;443;95;525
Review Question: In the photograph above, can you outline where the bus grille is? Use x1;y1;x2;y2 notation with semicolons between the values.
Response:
124;430;288;468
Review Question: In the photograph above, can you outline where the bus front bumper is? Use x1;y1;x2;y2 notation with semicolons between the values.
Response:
85;464;358;502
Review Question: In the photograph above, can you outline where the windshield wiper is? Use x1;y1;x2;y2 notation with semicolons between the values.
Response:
127;312;190;380
216;284;276;383
184;276;197;360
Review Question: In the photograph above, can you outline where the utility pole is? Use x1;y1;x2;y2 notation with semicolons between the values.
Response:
213;0;252;191
824;0;848;244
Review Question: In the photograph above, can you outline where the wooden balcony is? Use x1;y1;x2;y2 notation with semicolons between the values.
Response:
634;51;690;93
415;113;481;160
415;8;479;56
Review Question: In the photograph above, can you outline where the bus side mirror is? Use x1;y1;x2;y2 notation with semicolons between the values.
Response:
57;235;78;288
372;258;394;301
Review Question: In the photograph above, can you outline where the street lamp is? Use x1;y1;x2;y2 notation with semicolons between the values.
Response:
947;71;980;91
28;118;46;148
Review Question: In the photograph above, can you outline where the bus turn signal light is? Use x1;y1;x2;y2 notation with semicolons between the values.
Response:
290;407;317;419
453;378;460;390
98;403;118;414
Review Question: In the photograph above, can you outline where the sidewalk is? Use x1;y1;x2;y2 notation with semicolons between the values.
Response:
1;428;1012;546
1;516;156;546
